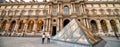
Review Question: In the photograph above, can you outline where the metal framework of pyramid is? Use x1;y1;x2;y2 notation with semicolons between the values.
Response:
52;19;106;47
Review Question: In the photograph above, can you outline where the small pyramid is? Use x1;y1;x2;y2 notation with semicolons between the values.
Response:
52;19;106;47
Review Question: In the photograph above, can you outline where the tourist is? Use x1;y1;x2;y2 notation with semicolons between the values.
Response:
42;32;46;44
46;32;51;43
114;31;119;40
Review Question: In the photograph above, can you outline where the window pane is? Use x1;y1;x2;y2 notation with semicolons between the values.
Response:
64;6;69;15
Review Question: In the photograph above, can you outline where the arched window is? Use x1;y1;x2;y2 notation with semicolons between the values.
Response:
100;20;108;33
64;6;69;15
90;20;98;33
28;10;33;16
110;20;118;32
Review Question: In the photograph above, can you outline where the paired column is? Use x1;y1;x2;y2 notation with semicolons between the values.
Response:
96;20;102;33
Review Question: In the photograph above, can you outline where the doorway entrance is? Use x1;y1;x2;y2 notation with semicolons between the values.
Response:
63;19;70;27
52;26;56;36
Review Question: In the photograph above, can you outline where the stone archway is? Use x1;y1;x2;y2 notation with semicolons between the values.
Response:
110;20;118;32
37;20;44;32
27;20;34;33
90;20;98;33
63;19;70;27
1;20;7;31
18;20;26;33
9;20;16;32
100;20;108;33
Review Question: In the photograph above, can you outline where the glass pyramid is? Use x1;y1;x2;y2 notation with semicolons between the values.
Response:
53;19;103;46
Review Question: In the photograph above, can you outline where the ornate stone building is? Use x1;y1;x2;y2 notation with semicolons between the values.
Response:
0;0;120;36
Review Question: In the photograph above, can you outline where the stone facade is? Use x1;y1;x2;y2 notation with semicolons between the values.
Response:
0;0;120;36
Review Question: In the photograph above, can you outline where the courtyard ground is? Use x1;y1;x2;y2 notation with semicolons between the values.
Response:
0;36;120;47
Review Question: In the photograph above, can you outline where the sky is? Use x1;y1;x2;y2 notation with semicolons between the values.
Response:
6;0;49;2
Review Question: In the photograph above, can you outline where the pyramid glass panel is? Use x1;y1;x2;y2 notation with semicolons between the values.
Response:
77;35;89;44
53;19;104;46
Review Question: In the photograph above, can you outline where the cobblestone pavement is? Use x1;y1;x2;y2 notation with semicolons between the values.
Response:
0;37;120;47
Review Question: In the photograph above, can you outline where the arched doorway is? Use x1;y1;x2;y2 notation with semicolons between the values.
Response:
63;19;70;27
100;20;108;33
18;20;26;33
37;20;43;32
90;20;98;33
9;21;16;32
27;20;34;33
110;20;118;32
1;20;7;31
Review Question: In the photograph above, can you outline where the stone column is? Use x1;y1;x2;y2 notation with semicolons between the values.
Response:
49;5;52;15
14;23;18;31
71;3;74;14
33;10;36;15
58;4;60;13
86;19;90;29
115;20;120;34
43;19;45;32
6;23;10;32
106;20;112;34
60;18;63;30
57;18;60;33
33;22;37;32
46;18;49;32
6;11;8;16
13;11;15;16
73;3;75;13
96;20;102;33
24;23;28;33
26;10;29;16
48;18;51;33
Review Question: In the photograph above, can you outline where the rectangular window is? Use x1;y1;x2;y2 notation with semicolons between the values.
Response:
43;10;48;15
75;7;80;14
53;8;57;16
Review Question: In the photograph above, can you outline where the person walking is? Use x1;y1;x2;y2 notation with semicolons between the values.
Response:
46;32;51;43
42;32;46;44
114;31;119;40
